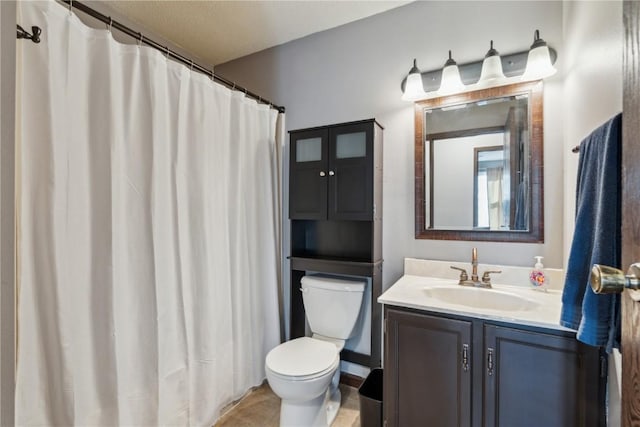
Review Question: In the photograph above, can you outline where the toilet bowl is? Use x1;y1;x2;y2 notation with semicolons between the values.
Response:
266;337;341;427
265;275;365;427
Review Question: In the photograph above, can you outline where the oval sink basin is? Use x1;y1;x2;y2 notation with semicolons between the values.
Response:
423;286;539;312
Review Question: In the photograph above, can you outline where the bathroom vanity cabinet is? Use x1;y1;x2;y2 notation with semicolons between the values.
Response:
384;306;606;427
288;119;383;368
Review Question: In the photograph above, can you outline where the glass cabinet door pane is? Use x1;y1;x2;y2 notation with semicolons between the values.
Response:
336;132;366;159
296;137;323;162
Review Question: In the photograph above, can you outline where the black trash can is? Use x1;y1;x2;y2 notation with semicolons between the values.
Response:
358;368;383;427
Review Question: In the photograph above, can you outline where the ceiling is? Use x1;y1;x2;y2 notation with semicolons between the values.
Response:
103;1;411;67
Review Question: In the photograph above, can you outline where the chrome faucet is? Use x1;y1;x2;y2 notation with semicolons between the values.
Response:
450;248;501;288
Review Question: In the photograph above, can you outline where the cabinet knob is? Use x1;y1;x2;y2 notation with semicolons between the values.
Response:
319;171;326;177
328;170;335;176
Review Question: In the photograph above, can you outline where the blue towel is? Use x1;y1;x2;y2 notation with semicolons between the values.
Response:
560;113;622;352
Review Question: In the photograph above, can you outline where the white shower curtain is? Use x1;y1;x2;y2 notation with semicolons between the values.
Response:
486;167;504;230
16;1;282;425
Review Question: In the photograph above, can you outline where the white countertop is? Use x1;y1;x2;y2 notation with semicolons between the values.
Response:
378;274;571;331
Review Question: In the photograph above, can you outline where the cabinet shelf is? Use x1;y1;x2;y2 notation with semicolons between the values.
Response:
288;119;383;369
289;256;382;276
291;219;379;262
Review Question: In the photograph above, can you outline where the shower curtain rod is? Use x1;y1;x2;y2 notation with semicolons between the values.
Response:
56;0;285;113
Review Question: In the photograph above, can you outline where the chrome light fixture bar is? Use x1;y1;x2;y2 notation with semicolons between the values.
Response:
401;30;557;99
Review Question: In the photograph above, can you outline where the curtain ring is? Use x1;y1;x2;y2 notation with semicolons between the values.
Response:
232;82;236;90
210;69;215;81
137;32;143;47
68;0;73;15
190;60;194;71
107;17;113;32
165;46;170;59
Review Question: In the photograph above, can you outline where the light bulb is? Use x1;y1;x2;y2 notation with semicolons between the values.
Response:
522;30;557;81
437;50;465;96
402;58;426;101
478;40;505;86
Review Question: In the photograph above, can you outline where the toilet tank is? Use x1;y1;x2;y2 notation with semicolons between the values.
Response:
301;275;365;340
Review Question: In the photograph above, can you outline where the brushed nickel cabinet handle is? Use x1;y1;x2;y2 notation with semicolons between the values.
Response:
462;344;470;372
487;348;494;376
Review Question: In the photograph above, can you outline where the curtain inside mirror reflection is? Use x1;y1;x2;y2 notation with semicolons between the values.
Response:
486;167;504;229
514;180;529;229
474;145;506;230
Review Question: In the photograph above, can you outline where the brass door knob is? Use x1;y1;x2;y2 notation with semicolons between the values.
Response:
590;263;640;294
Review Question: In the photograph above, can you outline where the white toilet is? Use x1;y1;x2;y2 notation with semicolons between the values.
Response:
265;275;365;427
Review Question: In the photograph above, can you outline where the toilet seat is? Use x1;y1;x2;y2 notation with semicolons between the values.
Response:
267;359;338;382
266;337;339;379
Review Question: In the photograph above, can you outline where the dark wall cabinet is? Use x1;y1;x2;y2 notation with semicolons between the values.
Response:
384;307;606;427
290;121;378;221
288;119;383;368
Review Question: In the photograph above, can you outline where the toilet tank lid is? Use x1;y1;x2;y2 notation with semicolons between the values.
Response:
301;275;365;292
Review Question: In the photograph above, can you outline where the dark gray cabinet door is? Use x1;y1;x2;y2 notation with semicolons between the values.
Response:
483;325;603;427
385;308;472;427
289;129;328;219
328;122;373;221
290;122;376;221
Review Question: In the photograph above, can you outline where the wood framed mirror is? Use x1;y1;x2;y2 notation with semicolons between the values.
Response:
415;80;544;242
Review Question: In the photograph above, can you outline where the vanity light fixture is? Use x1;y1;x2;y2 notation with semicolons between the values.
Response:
401;58;427;101
478;40;505;86
437;50;465;96
400;30;557;101
521;30;557;81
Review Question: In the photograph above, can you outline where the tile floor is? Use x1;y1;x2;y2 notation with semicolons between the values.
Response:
215;383;360;427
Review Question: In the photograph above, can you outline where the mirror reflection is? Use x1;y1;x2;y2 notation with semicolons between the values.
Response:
415;81;543;243
425;95;529;231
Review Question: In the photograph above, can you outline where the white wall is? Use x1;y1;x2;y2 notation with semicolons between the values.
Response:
562;1;623;267
0;1;16;425
0;5;3;424
1;0;3;378
433;133;503;228
215;2;565;349
562;2;623;426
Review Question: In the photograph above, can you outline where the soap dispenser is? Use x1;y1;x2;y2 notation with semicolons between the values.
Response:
529;256;548;292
